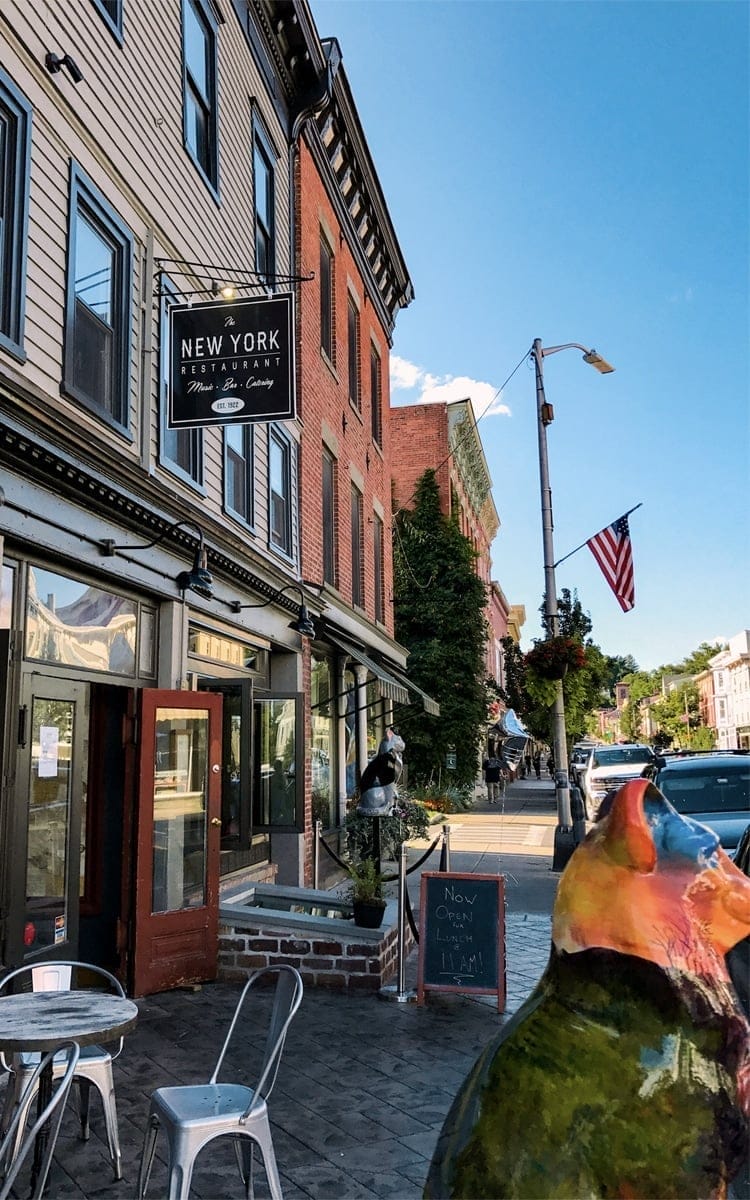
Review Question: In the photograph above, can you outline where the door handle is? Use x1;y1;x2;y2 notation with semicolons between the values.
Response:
210;817;221;827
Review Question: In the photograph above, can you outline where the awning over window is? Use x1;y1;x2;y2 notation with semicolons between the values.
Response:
328;633;410;706
388;666;441;717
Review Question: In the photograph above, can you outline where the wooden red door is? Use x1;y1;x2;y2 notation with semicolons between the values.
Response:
132;690;223;997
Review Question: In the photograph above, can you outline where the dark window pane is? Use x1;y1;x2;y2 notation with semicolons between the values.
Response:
75;213;113;326
226;424;252;523
322;449;336;585
0;71;31;351
347;297;359;408
370;346;382;444
373;514;384;623
270;434;291;553
184;0;209;97
186;91;209;171
254;140;274;278
160;282;203;483
319;235;332;357
351;485;363;608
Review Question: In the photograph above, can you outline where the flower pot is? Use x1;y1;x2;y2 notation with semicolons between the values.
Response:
352;899;386;929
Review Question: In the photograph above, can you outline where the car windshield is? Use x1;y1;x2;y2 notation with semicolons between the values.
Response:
592;748;651;767
659;769;750;815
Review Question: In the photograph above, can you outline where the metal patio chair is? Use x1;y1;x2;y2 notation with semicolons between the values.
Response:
0;1041;80;1200
137;965;304;1200
0;961;126;1180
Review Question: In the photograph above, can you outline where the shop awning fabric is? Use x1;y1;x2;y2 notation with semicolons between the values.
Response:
327;633;410;706
388;666;441;717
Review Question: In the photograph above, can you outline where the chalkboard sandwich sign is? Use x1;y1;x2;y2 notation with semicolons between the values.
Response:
417;872;505;1012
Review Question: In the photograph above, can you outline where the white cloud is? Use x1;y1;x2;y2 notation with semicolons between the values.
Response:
389;355;511;417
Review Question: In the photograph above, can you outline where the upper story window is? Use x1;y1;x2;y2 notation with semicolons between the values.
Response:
0;69;32;360
269;428;292;557
350;483;364;609
373;512;384;624
182;0;219;194
63;164;133;433
347;295;360;410
160;279;203;486
319;232;334;363
225;424;254;527
322;447;337;586
91;0;124;42
370;343;382;445
253;126;275;281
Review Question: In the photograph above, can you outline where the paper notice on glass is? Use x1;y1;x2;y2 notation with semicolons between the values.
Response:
38;725;60;778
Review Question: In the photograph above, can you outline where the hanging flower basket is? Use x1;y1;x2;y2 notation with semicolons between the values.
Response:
524;637;586;681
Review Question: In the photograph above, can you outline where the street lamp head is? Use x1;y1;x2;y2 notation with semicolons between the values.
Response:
582;349;615;374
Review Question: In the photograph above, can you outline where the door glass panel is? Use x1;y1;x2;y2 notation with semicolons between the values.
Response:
222;689;242;840
25;698;75;950
152;708;209;913
254;698;296;826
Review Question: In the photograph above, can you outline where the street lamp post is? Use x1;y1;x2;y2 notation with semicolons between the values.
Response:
531;338;614;871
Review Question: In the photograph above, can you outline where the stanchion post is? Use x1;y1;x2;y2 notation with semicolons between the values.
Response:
442;824;451;873
379;840;417;1003
313;820;321;890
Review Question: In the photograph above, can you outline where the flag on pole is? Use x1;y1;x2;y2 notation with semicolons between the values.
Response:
587;514;635;612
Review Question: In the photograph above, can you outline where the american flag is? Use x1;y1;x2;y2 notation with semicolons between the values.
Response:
586;514;635;612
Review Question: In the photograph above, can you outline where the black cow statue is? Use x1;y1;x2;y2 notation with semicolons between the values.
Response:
357;728;405;817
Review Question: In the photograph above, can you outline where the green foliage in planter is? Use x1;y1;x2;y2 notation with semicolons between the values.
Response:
392;470;488;789
405;781;474;814
344;794;431;861
345;856;384;904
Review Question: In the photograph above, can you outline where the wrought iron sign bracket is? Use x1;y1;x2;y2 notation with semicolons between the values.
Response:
154;258;314;300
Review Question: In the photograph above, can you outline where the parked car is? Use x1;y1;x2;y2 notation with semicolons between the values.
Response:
644;750;750;855
569;744;595;790
582;744;654;818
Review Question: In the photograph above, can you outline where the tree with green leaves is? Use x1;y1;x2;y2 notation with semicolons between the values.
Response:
392;470;488;789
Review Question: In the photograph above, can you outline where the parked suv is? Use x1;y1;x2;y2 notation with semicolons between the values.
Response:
582;744;654;818
644;750;750;854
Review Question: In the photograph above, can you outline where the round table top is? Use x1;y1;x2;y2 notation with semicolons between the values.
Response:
0;990;138;1051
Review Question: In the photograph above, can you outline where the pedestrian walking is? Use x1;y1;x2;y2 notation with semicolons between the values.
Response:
483;752;503;804
547;751;555;779
533;750;542;780
524;752;532;777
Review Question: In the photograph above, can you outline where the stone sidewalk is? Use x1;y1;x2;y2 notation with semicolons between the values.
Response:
7;913;553;1199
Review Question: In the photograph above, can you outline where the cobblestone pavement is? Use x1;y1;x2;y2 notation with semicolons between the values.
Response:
2;913;552;1199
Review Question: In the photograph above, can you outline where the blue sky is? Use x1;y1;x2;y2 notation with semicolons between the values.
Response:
310;0;749;672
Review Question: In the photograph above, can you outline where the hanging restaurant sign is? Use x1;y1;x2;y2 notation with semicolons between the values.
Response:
168;292;295;428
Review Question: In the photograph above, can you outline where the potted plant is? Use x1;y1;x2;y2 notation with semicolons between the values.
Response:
346;858;386;929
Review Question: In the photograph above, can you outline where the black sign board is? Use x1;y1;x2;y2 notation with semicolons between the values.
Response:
417;872;505;1011
168;292;294;428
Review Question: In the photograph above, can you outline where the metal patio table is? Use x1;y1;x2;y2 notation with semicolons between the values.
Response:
0;989;138;1194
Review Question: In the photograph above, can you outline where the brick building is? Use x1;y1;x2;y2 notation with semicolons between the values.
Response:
0;0;424;993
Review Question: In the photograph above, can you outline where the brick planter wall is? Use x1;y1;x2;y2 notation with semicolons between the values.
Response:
218;897;415;992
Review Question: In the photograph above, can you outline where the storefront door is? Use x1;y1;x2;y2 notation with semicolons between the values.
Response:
12;674;88;963
132;689;222;996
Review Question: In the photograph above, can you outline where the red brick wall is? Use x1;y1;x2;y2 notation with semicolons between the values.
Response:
296;138;395;637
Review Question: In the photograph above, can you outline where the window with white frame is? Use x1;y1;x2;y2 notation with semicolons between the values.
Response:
63;164;133;432
0;68;31;359
182;0;219;193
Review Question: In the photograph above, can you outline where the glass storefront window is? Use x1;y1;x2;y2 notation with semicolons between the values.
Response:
1;563;15;628
254;698;297;826
311;654;335;829
25;566;139;674
344;668;357;796
366;682;386;763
